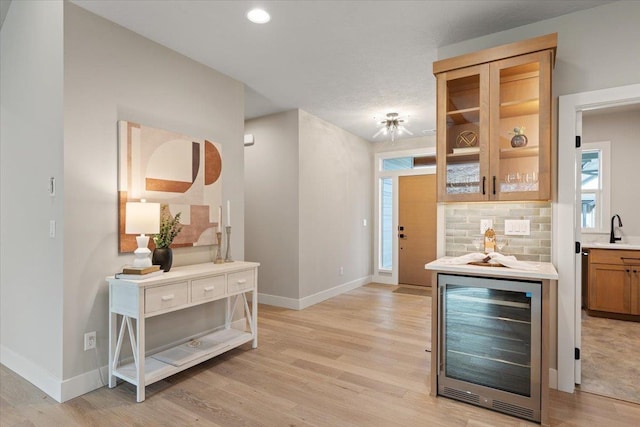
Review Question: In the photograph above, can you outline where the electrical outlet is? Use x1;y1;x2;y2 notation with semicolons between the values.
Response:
84;331;96;351
480;219;493;234
339;266;344;276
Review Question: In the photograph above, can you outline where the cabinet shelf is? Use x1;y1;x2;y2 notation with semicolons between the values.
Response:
447;107;480;125
500;146;539;159
500;98;539;118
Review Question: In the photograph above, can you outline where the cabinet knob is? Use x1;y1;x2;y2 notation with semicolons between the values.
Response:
161;294;175;301
204;286;215;292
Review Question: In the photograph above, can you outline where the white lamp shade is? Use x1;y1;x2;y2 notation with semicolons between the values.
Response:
125;202;160;235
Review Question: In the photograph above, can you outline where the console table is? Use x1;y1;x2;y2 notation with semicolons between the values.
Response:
107;261;259;402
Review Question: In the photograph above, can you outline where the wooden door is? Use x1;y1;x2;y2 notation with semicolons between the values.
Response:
398;175;437;286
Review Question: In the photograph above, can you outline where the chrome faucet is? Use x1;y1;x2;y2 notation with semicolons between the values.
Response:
610;214;623;243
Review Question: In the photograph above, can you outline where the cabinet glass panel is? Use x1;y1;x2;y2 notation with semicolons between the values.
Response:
444;284;534;396
497;61;540;194
445;74;481;195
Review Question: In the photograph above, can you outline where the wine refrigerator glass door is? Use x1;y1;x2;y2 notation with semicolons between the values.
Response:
438;274;541;421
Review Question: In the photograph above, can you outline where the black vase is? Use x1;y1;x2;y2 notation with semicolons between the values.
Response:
152;247;173;272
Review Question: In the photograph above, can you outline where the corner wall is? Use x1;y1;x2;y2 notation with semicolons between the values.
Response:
244;110;300;302
245;110;373;309
298;110;373;301
0;0;65;400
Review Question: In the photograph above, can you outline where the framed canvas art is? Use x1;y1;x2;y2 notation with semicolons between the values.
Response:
118;121;222;252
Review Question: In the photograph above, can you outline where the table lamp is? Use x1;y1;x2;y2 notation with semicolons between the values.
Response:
125;200;160;267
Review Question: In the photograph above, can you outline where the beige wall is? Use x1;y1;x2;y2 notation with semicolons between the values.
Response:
0;0;65;398
245;109;373;307
583;109;640;239
2;1;246;401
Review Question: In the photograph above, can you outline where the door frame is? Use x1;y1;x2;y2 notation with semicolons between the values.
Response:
556;83;640;393
373;147;437;285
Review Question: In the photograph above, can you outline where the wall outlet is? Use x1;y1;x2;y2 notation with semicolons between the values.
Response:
480;219;493;234
339;266;344;276
84;331;96;351
505;219;531;236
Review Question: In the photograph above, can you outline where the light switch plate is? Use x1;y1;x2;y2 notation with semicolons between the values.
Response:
505;219;530;236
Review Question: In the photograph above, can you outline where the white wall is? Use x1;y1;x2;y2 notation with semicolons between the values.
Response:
0;0;65;400
583;109;640;238
2;1;246;401
298;110;373;299
372;135;436;154
244;110;300;299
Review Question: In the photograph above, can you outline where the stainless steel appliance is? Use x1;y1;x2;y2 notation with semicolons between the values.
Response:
437;274;542;422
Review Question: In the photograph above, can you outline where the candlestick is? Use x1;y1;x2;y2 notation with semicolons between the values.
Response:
217;205;222;232
227;200;231;227
224;226;233;262
214;231;224;264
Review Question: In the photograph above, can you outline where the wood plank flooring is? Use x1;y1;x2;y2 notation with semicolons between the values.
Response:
2;284;639;426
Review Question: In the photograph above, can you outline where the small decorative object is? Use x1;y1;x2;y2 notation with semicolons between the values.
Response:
483;227;496;254
224;226;234;262
152;205;183;272
456;130;478;148
214;231;224;264
510;126;528;148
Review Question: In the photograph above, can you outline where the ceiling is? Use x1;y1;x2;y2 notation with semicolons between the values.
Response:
69;0;611;142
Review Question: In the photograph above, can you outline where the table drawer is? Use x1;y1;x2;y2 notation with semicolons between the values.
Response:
228;270;255;293
145;282;188;314
191;275;226;302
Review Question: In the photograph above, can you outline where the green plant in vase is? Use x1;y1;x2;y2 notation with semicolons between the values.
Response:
152;205;182;271
509;126;528;148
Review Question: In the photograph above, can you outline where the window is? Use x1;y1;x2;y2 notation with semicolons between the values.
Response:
581;141;610;232
382;155;435;171
380;177;393;270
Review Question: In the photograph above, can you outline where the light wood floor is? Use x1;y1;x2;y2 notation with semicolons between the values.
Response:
2;284;639;426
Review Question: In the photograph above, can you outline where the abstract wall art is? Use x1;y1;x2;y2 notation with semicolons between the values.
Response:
118;121;222;253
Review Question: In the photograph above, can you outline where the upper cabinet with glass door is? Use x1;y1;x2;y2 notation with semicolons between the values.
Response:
434;34;557;202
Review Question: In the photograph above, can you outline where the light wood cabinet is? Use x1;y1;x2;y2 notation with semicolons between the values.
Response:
588;249;640;317
433;34;556;202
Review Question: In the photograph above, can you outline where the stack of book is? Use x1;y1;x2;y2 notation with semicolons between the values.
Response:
116;265;163;280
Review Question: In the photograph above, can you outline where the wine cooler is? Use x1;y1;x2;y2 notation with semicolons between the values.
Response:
437;274;542;422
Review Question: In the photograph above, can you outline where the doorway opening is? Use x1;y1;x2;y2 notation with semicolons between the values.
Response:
373;148;436;285
556;83;640;398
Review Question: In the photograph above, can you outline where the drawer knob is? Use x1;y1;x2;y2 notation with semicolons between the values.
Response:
204;286;215;292
237;279;247;284
161;294;175;301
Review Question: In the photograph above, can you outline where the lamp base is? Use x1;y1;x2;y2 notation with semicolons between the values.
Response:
132;235;153;268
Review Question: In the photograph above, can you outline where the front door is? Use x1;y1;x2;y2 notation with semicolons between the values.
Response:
398;174;437;286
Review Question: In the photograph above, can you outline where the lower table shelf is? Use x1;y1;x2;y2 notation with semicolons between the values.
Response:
112;328;253;387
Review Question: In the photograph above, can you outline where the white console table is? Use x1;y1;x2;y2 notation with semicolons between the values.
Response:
107;261;259;402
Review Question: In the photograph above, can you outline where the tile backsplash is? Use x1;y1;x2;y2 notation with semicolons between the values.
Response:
444;201;552;262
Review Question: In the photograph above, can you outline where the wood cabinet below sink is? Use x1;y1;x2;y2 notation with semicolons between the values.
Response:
587;249;640;319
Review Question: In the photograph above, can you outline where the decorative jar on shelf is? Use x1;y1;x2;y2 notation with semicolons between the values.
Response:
510;126;528;148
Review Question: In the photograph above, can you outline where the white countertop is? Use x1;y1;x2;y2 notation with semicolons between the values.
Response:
425;257;558;280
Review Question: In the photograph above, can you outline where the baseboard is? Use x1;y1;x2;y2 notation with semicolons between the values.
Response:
60;364;108;402
258;275;372;310
371;273;395;285
0;344;62;402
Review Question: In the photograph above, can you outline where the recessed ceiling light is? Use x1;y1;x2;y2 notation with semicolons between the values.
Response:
247;8;270;24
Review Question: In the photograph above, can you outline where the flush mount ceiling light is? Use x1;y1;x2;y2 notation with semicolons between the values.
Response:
372;112;414;142
247;8;271;24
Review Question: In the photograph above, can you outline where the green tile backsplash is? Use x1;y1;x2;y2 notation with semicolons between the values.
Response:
444;201;552;262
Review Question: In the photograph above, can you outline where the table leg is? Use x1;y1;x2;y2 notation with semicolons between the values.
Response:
136;316;145;402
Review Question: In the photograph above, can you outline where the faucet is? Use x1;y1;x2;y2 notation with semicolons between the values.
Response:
610;214;623;243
